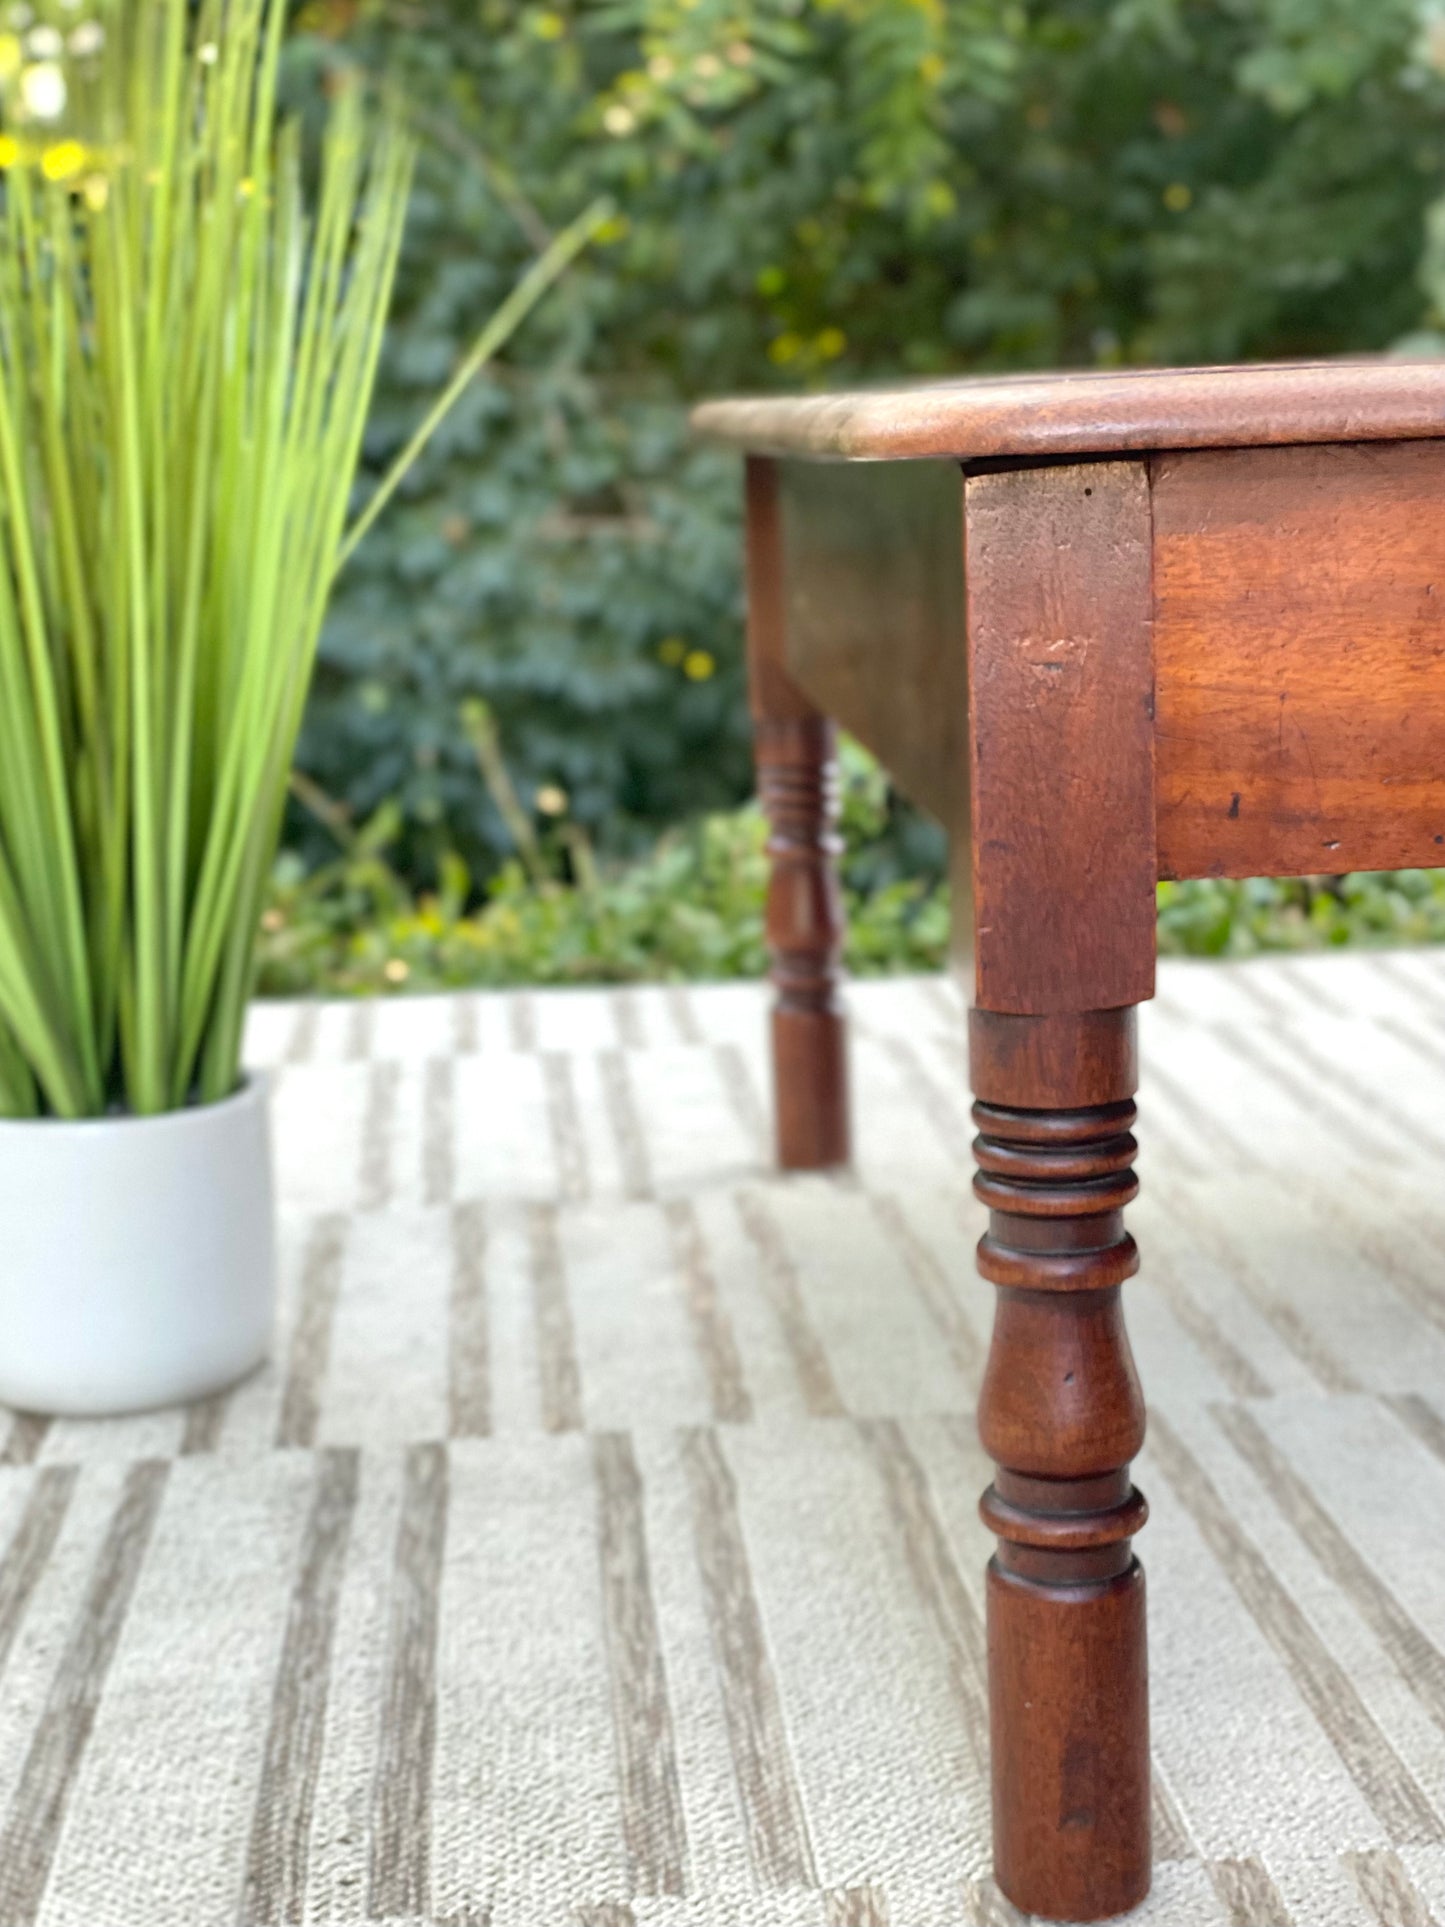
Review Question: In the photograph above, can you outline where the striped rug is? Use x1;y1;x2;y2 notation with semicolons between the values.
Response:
3;953;1445;1926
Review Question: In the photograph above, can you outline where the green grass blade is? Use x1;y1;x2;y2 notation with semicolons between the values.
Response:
336;195;613;575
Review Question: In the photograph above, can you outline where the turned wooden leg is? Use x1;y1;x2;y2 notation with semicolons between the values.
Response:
744;455;850;1170
755;715;848;1168
971;1005;1150;1923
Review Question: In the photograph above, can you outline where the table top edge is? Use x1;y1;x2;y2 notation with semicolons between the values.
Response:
690;359;1445;462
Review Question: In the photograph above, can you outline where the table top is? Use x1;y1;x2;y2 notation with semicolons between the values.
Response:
690;357;1445;462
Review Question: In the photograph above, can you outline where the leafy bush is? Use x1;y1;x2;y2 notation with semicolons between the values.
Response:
256;738;947;993
255;740;1445;999
1156;870;1445;956
257;845;1445;999
281;0;1445;891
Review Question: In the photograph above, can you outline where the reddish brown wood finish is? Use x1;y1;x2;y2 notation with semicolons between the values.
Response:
745;456;850;1169
962;460;1156;1920
963;1007;1139;1112
692;356;1445;463
971;1007;1150;1921
774;460;967;826
964;462;1156;1014
701;358;1445;1922
1153;439;1445;880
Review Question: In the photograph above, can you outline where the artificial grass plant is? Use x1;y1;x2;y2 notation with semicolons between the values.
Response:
0;0;603;1119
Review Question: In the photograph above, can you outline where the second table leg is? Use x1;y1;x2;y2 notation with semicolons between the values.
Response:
755;712;848;1170
744;453;850;1171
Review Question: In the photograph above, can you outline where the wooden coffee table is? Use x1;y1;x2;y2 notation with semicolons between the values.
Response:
693;362;1445;1922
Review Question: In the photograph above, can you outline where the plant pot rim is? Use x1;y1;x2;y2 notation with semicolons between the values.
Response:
0;1070;271;1138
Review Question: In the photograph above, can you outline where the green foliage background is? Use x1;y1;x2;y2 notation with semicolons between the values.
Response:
253;755;1445;996
282;0;1445;892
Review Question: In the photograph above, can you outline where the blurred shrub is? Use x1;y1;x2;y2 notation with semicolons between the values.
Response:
257;738;947;992
1157;869;1445;955
257;848;1445;998
256;737;1445;997
280;0;1445;889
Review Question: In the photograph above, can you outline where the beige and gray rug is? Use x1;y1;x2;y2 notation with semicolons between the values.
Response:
3;953;1445;1927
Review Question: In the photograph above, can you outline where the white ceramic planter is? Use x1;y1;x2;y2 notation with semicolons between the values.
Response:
0;1075;276;1416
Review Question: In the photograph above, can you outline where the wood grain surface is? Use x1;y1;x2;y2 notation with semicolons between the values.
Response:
692;358;1445;463
776;459;966;825
965;461;1156;1015
986;1562;1150;1920
1153;439;1445;880
968;1006;1139;1112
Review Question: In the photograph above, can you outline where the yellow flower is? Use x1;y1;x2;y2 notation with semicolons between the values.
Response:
657;636;687;666
816;326;846;360
768;332;801;365
683;650;716;681
1163;181;1192;212
0;132;21;167
40;138;86;182
383;958;410;985
0;30;21;75
594;212;630;244
533;9;565;38
535;784;568;816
